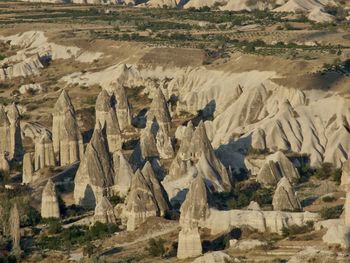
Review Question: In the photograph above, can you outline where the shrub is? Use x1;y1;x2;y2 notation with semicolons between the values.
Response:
322;195;336;203
109;195;125;206
282;222;314;237
320;205;343;220
146;238;165;257
46;219;62;234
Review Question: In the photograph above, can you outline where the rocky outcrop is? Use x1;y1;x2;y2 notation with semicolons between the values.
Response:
163;122;231;204
41;179;60;219
272;177;301;212
192;251;232;263
322;224;350;248
0;104;22;161
10;203;20;254
256;161;282;186
74;126;114;209
177;226;202;259
52;90;83;166
114;83;132;131
34;131;55;170
22;152;33;184
95;90;122;153
0;153;9;172
94;196;116;224
266;151;300;183
179;175;209;227
148;88;171;131
122;164;169;231
113;151;134;197
177;176;208;259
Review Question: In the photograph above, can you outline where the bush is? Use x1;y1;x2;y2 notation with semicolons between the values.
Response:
322;195;336;203
46;219;62;234
109;195;125;206
320;205;343;220
282;222;314;237
89;222;119;240
146;238;165;257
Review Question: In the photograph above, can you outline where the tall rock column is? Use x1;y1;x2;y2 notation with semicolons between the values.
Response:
6;103;23;161
74;125;114;209
41;179;60;219
114;84;132;131
95;90;122;153
52;90;83;166
10;203;21;256
34;131;55;170
22;152;33;184
0;105;12;159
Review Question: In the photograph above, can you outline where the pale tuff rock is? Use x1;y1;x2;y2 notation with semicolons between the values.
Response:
246;201;261;211
41;179;60;219
148;88;171;131
113;151;133;197
95;90;122;153
123;165;169;231
22;152;33;184
34;131;55;171
155;124;174;159
94;196;116;224
179;175;209;227
266;151;300;183
288;246;346;263
114;83;132;131
341;159;350;190
19;83;43;95
52;90;83;166
10;203;21;253
0;105;11;157
3;103;23;161
256;160;282;186
163;122;231;203
140;122;159;159
230;239;267;251
177;226;202;259
0;153;9;172
322;224;350;248
203;209;319;235
192;251;232;263
177;176;207;259
74;126;114;208
0;54;44;80
141;161;169;216
272;177;301;212
145;0;179;8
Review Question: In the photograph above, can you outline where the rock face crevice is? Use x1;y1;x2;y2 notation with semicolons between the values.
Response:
52;90;83;166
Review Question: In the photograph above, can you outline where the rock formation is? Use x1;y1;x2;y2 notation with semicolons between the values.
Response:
114;83;132;131
322;224;350;248
6;103;23;161
52;90;83;166
41;179;60;219
148;88;171;132
177;176;208;259
0;104;22;161
94;196;117;224
22;152;33;184
95;90;122;153
266;151;300;183
113;151;134;197
122;164;169;231
10;203;21;254
192;251;232;263
272;177;301;211
74;126;114;208
163;121;231;204
34;131;55;170
256;161;282;186
0;153;9;172
177;226;202;259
